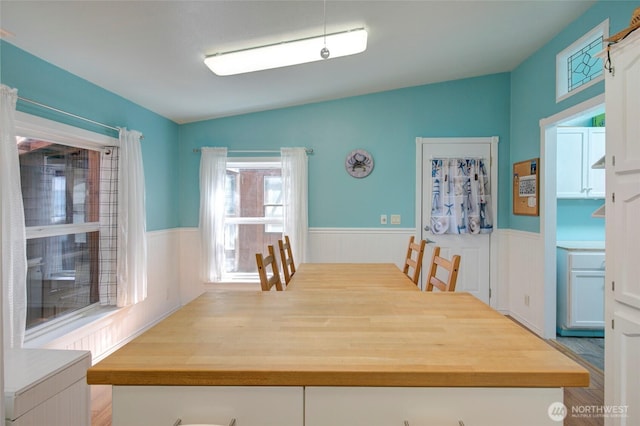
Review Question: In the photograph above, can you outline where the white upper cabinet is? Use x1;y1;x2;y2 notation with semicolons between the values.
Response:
557;126;606;199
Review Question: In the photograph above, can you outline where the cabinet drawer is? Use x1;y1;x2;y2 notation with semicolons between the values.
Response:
305;387;562;426
569;252;605;269
112;386;303;426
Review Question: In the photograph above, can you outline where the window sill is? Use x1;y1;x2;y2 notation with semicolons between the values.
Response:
23;305;121;349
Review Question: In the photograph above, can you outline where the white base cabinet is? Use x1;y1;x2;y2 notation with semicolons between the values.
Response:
4;349;91;426
112;385;563;426
557;245;605;335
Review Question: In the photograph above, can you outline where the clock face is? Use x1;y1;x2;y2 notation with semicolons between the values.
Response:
345;149;374;178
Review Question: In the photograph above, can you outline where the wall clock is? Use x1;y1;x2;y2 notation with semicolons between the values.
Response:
345;149;374;178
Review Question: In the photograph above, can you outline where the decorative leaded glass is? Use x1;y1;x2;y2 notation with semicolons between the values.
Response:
567;36;604;92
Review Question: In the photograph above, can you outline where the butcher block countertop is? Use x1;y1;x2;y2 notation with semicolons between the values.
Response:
87;290;589;388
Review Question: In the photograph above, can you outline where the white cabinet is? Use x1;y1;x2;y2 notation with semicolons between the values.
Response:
112;386;303;426
305;387;563;426
604;28;640;426
4;349;91;426
557;246;605;335
557;127;606;198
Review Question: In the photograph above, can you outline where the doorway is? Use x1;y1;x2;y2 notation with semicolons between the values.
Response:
540;94;605;371
415;137;498;306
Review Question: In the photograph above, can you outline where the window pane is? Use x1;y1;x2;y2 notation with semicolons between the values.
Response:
223;164;283;280
26;232;99;329
568;36;603;92
223;224;281;275
18;139;100;226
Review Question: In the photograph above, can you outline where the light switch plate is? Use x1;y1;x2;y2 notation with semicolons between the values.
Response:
390;214;401;225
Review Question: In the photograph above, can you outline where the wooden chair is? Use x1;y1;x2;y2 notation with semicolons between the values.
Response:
278;235;296;285
256;245;284;291
403;236;427;285
425;246;461;292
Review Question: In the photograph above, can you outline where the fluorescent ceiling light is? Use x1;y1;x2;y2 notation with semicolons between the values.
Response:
204;28;367;76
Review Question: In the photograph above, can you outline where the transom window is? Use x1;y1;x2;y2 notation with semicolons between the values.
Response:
556;20;609;102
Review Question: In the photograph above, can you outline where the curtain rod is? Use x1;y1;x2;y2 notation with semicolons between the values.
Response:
193;148;314;154
17;96;144;139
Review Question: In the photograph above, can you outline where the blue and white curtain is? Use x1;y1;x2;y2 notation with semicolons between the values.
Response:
430;158;493;235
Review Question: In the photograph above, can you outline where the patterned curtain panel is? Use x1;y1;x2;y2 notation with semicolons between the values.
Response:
430;158;493;235
99;147;118;305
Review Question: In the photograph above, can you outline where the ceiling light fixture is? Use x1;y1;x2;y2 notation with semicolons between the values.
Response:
204;27;368;76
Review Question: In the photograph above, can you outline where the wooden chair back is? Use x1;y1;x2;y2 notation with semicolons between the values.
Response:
402;236;427;285
425;246;461;292
256;245;284;291
278;235;296;285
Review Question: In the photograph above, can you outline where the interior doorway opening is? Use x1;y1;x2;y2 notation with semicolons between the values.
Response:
540;94;605;373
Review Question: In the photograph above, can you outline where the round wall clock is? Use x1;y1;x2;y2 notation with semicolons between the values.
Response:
344;149;374;178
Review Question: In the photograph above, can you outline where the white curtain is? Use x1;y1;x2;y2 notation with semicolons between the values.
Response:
281;148;309;263
116;129;147;307
430;158;493;235
199;147;227;282
0;84;27;348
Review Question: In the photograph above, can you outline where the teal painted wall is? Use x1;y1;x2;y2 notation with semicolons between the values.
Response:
509;0;637;233
0;41;180;231
3;0;633;233
557;199;605;241
178;74;511;228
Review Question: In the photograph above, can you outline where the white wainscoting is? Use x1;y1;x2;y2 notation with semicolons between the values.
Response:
503;229;546;336
29;227;545;364
308;228;417;267
25;229;182;364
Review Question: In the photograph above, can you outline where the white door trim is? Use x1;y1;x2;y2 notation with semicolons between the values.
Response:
539;93;605;339
415;136;499;308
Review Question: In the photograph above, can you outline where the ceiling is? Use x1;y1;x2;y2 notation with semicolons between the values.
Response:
1;1;595;124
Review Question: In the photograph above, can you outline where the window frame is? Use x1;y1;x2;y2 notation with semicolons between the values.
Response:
15;112;118;337
556;19;609;103
223;157;283;282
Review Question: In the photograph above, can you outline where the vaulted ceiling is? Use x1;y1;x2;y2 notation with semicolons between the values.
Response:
1;1;595;123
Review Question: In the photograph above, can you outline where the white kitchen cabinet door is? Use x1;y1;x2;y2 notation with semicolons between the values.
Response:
556;126;606;198
557;127;587;198
569;268;605;328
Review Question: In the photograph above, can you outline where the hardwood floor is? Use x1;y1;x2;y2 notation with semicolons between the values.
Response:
556;336;605;371
548;339;605;426
91;385;112;426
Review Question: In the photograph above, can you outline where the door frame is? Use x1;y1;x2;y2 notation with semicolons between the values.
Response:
415;137;499;308
539;93;605;339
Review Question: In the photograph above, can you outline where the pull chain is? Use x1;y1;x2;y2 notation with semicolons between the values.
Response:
320;0;330;59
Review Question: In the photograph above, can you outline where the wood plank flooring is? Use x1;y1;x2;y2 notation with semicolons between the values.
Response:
548;339;604;426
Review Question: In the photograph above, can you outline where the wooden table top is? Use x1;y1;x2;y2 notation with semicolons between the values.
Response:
286;263;418;291
87;290;589;388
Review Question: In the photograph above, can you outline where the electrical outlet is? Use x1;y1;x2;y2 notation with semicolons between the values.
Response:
524;295;530;307
390;214;401;225
380;214;387;225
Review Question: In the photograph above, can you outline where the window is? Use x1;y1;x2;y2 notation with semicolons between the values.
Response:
223;160;283;281
556;20;609;102
15;113;115;330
